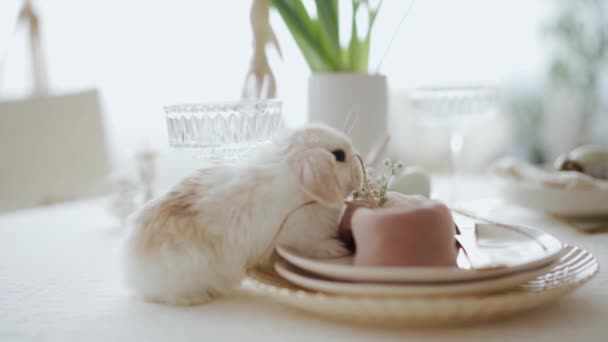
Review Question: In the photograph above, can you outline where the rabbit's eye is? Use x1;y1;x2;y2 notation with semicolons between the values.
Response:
332;149;346;162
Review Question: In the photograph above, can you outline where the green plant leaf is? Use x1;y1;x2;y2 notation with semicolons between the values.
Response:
356;0;382;72
271;0;383;72
347;38;370;72
270;0;336;71
315;0;343;69
347;0;368;72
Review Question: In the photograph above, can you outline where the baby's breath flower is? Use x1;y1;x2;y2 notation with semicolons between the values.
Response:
350;157;406;208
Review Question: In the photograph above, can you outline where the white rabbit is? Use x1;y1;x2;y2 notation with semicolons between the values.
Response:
123;124;362;305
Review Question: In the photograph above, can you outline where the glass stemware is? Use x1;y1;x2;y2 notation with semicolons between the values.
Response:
165;99;283;163
408;87;499;202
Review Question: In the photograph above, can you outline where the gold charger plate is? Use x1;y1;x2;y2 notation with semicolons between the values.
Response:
243;245;598;326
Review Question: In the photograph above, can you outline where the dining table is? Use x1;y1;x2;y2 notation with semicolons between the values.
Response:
1;175;606;341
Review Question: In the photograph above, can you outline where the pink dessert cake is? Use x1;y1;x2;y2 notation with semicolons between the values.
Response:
340;192;458;267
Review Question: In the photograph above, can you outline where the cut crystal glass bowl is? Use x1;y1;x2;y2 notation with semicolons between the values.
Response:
165;99;283;162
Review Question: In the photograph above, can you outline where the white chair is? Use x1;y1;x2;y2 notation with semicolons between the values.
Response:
0;90;110;212
0;1;109;212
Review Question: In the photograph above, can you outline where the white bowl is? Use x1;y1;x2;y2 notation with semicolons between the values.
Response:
500;178;608;217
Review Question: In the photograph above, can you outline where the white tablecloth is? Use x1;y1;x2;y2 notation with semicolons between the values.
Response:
1;178;607;341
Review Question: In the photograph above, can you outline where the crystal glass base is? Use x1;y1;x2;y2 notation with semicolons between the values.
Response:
165;100;283;162
189;142;271;163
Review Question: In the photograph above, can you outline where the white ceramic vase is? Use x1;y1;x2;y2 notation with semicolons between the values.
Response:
308;73;387;155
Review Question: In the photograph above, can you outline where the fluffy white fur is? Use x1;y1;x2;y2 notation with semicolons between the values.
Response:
123;124;362;305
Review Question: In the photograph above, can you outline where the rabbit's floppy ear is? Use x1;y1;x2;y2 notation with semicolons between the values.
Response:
295;148;343;208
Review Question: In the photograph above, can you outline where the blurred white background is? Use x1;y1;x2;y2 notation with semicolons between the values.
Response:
0;0;589;209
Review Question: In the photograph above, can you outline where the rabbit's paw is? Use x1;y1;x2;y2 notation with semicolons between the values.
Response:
310;239;351;258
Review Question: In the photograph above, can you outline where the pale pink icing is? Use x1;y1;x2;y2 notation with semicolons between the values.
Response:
340;192;458;267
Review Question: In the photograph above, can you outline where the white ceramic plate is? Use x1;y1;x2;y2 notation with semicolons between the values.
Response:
276;213;563;283
500;178;608;217
275;258;558;297
245;246;598;326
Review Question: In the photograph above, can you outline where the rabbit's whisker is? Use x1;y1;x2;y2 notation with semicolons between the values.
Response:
341;108;360;136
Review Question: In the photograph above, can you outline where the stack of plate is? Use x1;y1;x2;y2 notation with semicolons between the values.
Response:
245;213;599;325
